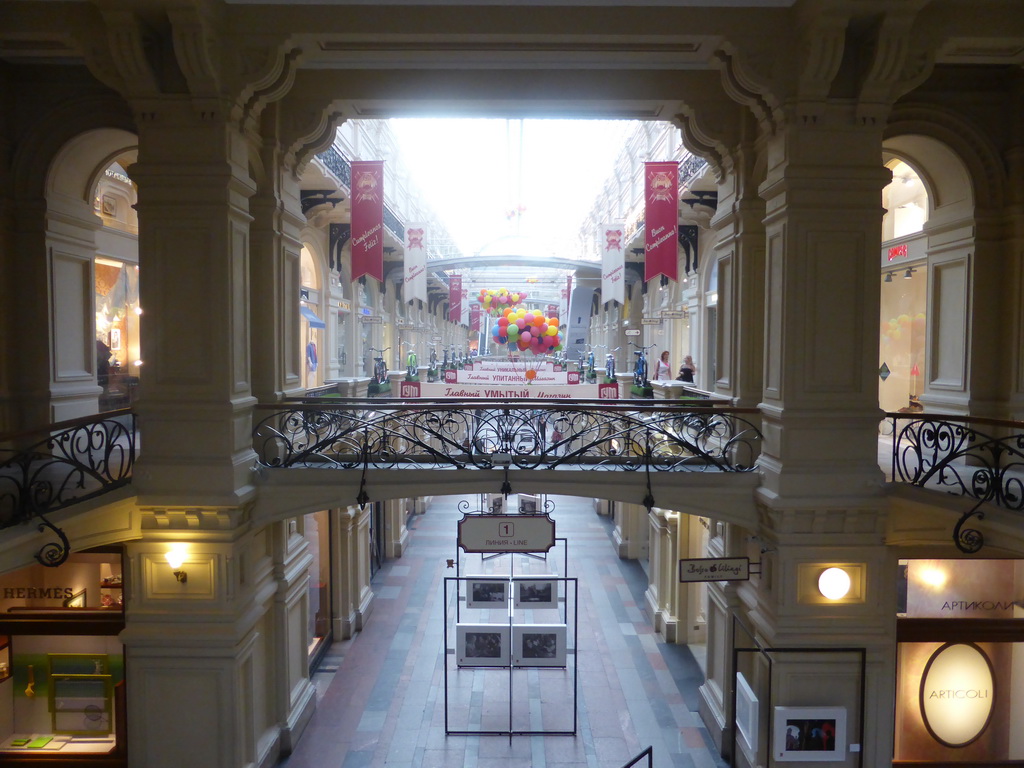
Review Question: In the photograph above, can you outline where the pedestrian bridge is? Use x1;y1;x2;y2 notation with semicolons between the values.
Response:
249;399;765;524
4;401;1024;566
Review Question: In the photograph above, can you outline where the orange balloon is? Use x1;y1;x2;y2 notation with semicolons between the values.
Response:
549;318;559;327
525;369;537;380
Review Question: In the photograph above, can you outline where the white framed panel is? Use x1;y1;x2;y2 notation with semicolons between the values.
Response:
511;624;567;667
465;578;509;610
456;624;510;667
513;577;559;610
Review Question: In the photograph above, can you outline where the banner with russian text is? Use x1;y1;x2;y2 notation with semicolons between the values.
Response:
644;162;678;283
449;274;462;323
351;160;384;282
601;221;626;304
564;275;573;320
404;223;427;304
469;302;481;332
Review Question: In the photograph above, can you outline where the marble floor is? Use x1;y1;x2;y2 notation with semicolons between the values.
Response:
277;494;728;768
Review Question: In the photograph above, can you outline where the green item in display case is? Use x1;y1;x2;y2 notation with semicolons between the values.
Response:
10;738;30;747
26;737;53;749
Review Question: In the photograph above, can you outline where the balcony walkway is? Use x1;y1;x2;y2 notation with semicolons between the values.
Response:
277;494;727;768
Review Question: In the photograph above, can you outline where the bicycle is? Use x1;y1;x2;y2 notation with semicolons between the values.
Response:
404;345;418;377
605;347;620;379
369;346;390;385
630;342;655;387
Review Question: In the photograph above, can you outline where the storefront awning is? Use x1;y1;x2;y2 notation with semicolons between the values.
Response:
300;305;326;329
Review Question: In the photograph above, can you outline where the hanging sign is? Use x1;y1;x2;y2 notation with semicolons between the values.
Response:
641;318;661;325
644;161;678;283
601;221;626;305
350;160;384;282
625;329;641;337
458;513;556;553
404;223;428;304
920;642;995;748
679;557;750;583
449;274;462;324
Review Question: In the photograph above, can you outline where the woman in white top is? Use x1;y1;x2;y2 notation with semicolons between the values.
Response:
654;350;672;381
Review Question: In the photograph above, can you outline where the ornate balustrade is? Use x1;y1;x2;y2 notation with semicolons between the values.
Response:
0;410;136;566
252;399;762;474
888;412;1024;552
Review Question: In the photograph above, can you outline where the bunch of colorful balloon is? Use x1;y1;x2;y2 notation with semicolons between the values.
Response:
477;287;528;317
491;308;562;355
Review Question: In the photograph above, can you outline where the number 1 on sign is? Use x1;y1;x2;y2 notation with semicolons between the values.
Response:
499;522;514;537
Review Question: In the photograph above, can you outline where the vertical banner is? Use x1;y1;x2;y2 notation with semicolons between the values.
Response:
644;162;678;283
564;275;573;321
470;302;481;332
547;303;558;319
601;221;625;305
462;288;469;328
449;274;462;324
404;223;427;304
351;161;384;282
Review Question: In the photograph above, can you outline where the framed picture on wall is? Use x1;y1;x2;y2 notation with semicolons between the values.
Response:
513;577;559;609
109;328;121;352
456;624;510;667
465;578;509;609
773;706;846;762
512;624;567;667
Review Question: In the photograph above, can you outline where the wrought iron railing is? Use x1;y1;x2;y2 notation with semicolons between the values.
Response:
888;412;1024;553
0;410;137;566
253;400;762;474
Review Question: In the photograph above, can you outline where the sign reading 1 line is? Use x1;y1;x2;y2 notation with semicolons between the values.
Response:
458;514;556;554
679;557;750;583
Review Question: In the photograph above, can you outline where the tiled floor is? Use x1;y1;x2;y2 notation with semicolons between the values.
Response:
278;495;728;768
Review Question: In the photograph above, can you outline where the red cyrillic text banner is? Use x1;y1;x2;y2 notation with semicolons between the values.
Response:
351;161;384;282
644;162;678;283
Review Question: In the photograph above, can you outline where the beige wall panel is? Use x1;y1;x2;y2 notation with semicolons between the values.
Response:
765;230;784;398
804;232;864;393
929;259;968;390
50;251;92;380
232;223;251;393
284;247;301;384
718;253;733;388
153;227;212;385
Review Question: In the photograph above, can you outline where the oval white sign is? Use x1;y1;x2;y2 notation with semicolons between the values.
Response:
920;642;995;748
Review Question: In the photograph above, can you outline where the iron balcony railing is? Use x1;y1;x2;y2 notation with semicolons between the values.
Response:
252;399;763;474
0;410;137;566
887;412;1024;553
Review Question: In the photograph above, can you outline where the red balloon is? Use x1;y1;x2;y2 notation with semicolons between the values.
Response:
497;317;509;327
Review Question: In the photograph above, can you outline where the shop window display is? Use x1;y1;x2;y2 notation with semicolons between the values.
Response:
0;553;125;759
304;510;332;663
94;258;141;412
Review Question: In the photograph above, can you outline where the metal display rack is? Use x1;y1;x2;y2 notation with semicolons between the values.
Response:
443;527;578;737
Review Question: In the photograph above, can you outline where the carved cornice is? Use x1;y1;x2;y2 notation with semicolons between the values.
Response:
857;7;936;126
168;4;223;103
711;44;780;136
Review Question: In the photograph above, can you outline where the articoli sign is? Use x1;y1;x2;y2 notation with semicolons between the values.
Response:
919;642;995;748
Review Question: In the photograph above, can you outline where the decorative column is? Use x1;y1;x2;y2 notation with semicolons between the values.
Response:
129;102;258;504
121;515;282;768
330;505;374;639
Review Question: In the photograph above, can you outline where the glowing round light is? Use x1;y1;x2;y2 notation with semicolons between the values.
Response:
818;567;852;600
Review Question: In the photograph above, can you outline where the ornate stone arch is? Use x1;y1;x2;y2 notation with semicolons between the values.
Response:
885;103;1003;213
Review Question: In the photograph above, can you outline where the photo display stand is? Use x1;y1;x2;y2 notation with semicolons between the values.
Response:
445;510;577;737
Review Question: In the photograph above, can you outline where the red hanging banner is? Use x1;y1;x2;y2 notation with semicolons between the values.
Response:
350;160;384;282
449;274;462;324
644;161;678;283
469;302;481;332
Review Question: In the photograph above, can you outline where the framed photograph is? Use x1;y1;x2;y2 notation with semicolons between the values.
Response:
109;328;121;352
512;624;567;667
486;493;504;515
773;706;846;762
513;577;559;609
466;578;509;609
735;672;759;753
456;623;510;667
518;494;540;514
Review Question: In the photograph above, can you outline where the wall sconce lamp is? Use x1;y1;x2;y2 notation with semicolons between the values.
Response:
818;567;851;600
884;272;894;283
904;267;916;279
165;546;188;583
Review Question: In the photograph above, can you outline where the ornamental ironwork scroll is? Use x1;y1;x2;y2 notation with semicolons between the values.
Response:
252;400;761;477
0;411;136;567
890;414;1024;553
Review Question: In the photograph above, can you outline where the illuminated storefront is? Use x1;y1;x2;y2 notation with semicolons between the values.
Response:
895;559;1024;765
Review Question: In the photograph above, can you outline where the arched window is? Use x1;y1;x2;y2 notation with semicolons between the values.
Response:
882;159;929;242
